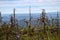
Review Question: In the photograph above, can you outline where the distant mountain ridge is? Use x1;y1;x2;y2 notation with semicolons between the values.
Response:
1;12;60;21
1;12;60;27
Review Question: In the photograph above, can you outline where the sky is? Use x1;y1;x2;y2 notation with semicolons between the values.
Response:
0;0;60;14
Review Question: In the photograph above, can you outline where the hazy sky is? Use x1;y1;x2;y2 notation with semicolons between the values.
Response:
0;0;60;14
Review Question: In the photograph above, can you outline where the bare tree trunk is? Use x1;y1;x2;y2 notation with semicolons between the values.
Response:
0;12;2;27
6;32;8;40
56;11;59;34
29;6;32;28
43;19;46;34
13;8;16;27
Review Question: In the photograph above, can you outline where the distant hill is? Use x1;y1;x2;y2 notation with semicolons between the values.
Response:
2;12;60;20
1;12;60;27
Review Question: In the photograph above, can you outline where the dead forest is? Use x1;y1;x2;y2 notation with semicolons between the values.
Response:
0;8;60;40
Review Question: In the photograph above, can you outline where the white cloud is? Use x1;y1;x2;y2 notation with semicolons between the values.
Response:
0;0;17;1
0;0;60;14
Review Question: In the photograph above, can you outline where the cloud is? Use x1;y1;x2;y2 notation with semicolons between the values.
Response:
0;0;60;14
0;0;18;1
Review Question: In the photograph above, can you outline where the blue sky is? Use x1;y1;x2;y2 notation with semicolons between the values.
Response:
0;0;60;14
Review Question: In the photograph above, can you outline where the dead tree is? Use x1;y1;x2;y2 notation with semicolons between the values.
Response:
56;11;59;28
51;16;54;27
23;7;32;39
13;8;16;27
6;30;9;40
11;8;18;29
13;8;20;40
55;11;59;34
37;18;40;27
15;32;20;40
29;6;32;28
40;9;46;33
24;7;32;28
23;19;29;27
10;15;14;28
10;8;16;28
0;12;2;27
26;6;33;40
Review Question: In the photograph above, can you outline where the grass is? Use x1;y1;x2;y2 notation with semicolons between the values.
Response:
0;25;60;40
